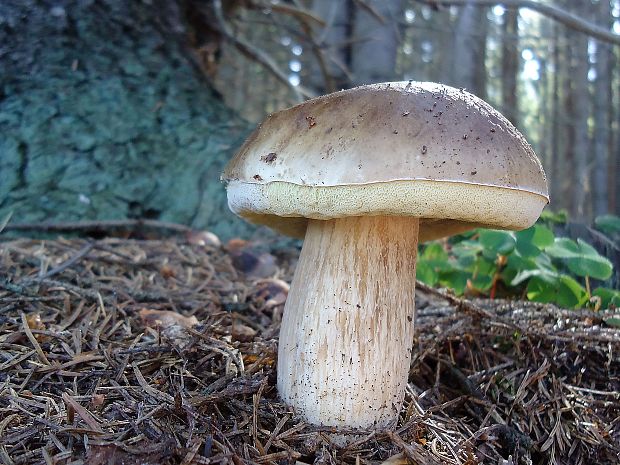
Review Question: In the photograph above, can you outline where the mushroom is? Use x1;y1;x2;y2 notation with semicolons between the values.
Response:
222;82;548;430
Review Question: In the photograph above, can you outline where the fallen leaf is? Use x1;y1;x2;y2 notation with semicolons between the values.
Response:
139;309;198;330
139;309;199;347
253;278;289;308
87;443;172;465
186;230;221;247
91;393;105;409
231;323;257;341
160;264;175;279
226;240;278;278
380;453;409;465
26;313;44;331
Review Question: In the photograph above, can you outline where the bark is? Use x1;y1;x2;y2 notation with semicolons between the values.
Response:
561;27;575;212
593;0;612;217
616;43;620;214
550;21;563;209
538;53;549;171
501;8;519;126
0;0;251;239
615;53;620;214
547;20;574;210
434;9;457;84
307;0;353;92
449;3;488;98
569;3;591;219
350;0;404;86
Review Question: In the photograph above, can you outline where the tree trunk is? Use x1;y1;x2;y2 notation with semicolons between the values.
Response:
561;27;576;213
538;55;549;172
568;3;591;219
593;0;612;217
550;21;562;208
449;3;488;99
0;0;251;239
307;0;354;93
435;9;456;84
501;8;519;126
615;56;620;214
615;42;620;214
350;0;404;86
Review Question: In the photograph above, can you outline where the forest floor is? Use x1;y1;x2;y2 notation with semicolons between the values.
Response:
0;233;619;465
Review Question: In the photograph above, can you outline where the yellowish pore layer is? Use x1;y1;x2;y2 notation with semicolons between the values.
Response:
226;180;548;241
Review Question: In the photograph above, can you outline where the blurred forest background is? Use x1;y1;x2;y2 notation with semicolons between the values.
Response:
211;0;620;220
0;0;619;240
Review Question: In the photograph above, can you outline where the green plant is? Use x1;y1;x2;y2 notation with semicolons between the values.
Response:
417;217;619;312
595;214;620;240
539;208;569;226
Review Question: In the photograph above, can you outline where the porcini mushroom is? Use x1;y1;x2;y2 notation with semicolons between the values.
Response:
222;82;548;430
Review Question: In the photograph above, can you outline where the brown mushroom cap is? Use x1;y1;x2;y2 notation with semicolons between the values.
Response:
223;81;549;241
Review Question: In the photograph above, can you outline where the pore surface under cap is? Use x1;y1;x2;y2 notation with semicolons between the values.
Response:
226;179;547;241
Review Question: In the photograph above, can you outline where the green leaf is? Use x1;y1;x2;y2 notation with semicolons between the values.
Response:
418;242;453;274
592;288;620;309
478;230;516;257
540;209;568;224
594;214;620;235
468;256;496;292
545;238;613;280
515;225;554;257
511;268;555;286
451;239;483;257
438;270;470;295
506;251;547;273
470;273;494;292
567;240;613;280
526;275;559;303
505;250;556;287
604;318;620;328
526;274;587;308
421;242;449;261
558;275;589;308
416;261;438;286
475;256;497;274
419;242;452;272
545;237;580;258
417;220;614;310
451;239;483;269
449;229;477;241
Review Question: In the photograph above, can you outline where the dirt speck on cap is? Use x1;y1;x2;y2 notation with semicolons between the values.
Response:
261;152;277;163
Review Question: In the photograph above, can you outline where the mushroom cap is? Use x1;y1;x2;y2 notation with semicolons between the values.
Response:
222;81;549;241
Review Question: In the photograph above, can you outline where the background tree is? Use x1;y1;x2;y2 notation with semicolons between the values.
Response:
447;3;489;98
212;0;620;220
501;7;520;125
568;1;592;218
593;0;613;217
350;0;404;85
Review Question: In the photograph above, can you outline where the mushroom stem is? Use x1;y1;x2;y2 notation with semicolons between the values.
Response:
277;215;419;429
